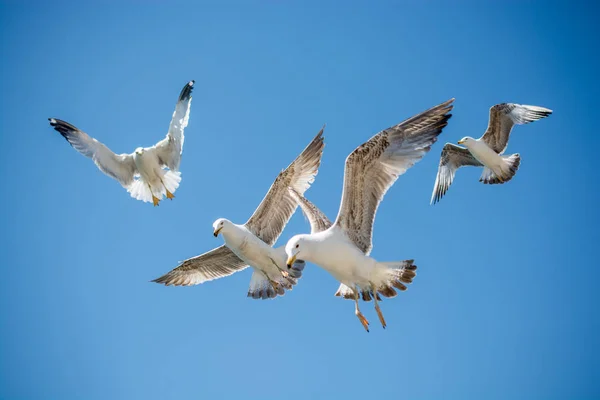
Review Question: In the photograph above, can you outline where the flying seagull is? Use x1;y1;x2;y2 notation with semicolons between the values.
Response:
153;127;325;299
284;99;454;331
431;103;552;204
49;80;194;206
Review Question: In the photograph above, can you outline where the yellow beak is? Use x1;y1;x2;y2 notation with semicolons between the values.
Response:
458;139;465;145
213;226;222;237
286;254;297;268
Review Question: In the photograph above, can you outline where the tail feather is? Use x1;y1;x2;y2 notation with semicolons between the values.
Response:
127;178;153;203
376;260;417;299
480;153;520;184
247;268;298;300
162;170;182;194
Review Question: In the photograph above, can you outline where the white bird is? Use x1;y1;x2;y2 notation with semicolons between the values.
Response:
431;103;552;204
153;128;325;299
49;80;194;206
284;99;454;331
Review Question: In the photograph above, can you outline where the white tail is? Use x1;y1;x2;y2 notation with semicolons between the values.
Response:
127;178;153;203
480;153;520;184
161;170;182;195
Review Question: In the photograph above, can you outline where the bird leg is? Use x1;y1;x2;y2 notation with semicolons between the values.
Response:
372;285;387;329
159;178;175;200
354;289;370;332
268;257;293;282
149;184;160;206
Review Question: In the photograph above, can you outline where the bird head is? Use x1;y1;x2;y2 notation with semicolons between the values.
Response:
457;137;473;146
212;218;229;237
285;235;306;268
134;147;145;156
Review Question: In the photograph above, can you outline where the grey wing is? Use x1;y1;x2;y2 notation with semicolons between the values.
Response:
49;118;137;187
334;99;454;254
288;187;332;234
154;80;194;171
430;143;482;205
152;245;248;286
244;127;325;246
481;103;553;154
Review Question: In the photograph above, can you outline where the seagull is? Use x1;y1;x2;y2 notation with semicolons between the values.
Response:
49;80;194;206
153;128;325;299
430;103;552;204
284;99;454;331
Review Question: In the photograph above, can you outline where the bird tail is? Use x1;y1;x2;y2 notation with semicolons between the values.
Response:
127;178;154;203
373;260;417;298
480;153;520;184
161;170;182;195
247;267;300;300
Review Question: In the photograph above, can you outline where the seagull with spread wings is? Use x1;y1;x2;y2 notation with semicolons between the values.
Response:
284;99;454;331
430;103;552;204
49;80;194;206
153;128;325;299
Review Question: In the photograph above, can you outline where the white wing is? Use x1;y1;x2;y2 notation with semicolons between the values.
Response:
334;99;454;254
430;143;482;204
481;103;552;154
154;80;194;171
152;245;248;286
244;127;325;246
49;118;137;187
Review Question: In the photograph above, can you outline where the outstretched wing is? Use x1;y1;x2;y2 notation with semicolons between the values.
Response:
49;118;137;187
288;187;332;234
481;103;552;154
430;143;482;205
152;245;247;286
155;80;194;171
244;127;325;246
334;99;454;254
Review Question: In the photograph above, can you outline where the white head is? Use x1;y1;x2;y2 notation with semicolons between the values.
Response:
134;147;145;156
285;234;311;268
457;137;475;146
212;218;231;237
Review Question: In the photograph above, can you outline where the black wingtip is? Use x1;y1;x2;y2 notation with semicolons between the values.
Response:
178;80;195;102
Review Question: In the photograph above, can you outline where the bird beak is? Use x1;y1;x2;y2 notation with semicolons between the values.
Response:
457;139;465;145
213;227;222;237
286;254;297;268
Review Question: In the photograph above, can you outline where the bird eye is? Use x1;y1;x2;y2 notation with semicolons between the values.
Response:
295;244;299;248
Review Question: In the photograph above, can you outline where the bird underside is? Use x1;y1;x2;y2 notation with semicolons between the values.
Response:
334;260;417;332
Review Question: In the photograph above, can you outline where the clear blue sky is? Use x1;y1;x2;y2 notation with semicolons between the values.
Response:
1;1;598;399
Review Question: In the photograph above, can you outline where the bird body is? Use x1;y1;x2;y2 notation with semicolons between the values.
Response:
431;103;552;204
285;99;454;331
49;80;193;206
153;128;325;300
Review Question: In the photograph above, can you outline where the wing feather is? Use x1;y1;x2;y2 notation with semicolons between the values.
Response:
244;127;325;246
288;187;332;234
430;143;482;204
154;80;194;170
152;245;247;286
49;118;137;187
481;103;552;154
334;99;454;254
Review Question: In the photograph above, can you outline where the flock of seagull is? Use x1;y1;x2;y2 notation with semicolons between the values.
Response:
49;80;552;331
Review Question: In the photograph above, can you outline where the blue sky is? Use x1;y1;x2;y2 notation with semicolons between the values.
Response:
1;1;598;398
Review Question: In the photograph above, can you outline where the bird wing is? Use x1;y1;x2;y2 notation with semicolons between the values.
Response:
49;118;137;187
244;127;325;246
481;103;553;154
152;245;248;286
334;99;454;254
154;80;194;171
430;143;482;205
288;187;332;234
